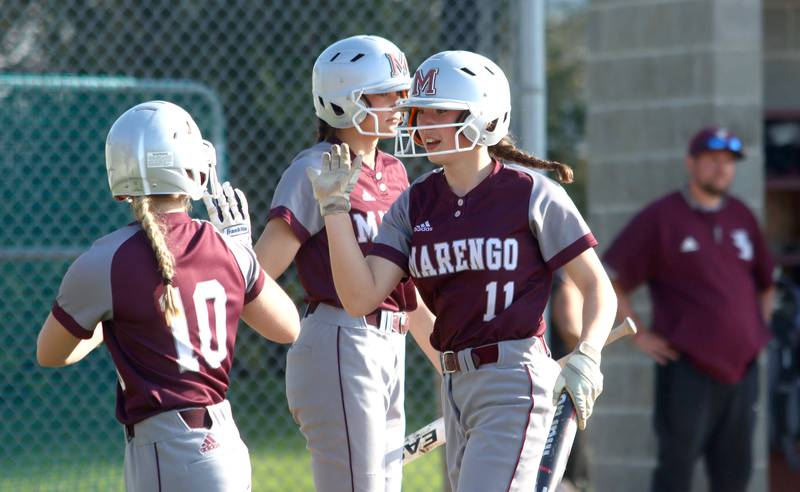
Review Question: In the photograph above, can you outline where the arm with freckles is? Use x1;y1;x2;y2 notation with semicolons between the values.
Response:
254;219;302;280
323;213;405;316
562;248;617;351
308;142;411;316
554;247;618;430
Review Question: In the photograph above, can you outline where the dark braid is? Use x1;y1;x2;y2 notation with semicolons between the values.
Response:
316;118;337;142
488;136;574;184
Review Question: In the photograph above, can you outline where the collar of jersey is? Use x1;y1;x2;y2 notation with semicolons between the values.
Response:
130;211;192;228
437;159;502;202
680;187;728;213
161;212;193;226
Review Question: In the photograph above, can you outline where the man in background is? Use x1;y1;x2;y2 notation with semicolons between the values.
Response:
603;127;776;492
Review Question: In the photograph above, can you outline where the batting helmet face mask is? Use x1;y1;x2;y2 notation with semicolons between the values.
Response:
105;101;217;201
312;35;412;137
394;50;511;158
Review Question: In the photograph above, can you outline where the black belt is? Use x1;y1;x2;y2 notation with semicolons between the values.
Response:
305;302;408;334
125;407;212;441
440;344;500;374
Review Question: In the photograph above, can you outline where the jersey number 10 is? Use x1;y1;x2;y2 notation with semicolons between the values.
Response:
163;280;229;373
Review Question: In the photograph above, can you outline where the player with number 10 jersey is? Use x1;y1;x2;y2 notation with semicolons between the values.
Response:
37;101;300;492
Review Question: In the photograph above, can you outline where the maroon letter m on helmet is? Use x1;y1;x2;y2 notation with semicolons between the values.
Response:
385;53;409;77
412;68;439;96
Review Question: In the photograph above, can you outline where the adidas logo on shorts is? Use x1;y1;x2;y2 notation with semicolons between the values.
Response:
199;434;221;454
413;221;433;232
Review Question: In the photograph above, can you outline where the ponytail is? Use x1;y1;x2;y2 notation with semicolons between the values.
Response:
316;118;337;143
488;136;574;184
131;196;180;325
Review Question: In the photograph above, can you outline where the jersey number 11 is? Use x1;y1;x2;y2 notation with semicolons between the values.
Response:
483;281;514;321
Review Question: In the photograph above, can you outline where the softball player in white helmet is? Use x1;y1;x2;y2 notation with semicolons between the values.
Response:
36;100;300;492
307;50;617;491
253;35;438;492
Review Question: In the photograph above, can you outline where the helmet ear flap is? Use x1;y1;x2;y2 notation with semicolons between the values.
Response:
458;111;481;144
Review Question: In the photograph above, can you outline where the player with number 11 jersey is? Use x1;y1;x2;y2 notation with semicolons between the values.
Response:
310;51;617;492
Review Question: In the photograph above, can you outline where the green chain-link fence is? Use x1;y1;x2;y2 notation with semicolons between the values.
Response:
0;1;526;491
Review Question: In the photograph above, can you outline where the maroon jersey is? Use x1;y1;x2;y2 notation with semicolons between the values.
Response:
603;191;775;383
268;139;417;312
51;212;266;425
371;160;596;351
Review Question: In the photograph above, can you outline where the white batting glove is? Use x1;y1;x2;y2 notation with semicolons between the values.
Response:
553;341;604;430
202;181;252;245
305;143;362;216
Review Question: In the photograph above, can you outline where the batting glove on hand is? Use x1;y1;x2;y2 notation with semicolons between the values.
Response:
553;341;604;430
305;143;362;216
202;181;252;245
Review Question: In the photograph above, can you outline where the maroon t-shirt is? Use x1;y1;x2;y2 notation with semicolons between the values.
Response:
268;140;417;312
52;213;266;424
603;191;775;383
372;161;596;352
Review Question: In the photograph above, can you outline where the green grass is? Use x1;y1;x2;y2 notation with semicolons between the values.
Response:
0;442;444;491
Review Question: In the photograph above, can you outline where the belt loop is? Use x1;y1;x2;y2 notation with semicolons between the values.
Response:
124;424;135;441
397;311;408;333
458;348;477;372
537;335;550;357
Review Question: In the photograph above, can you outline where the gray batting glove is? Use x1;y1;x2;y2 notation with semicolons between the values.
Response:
553;341;604;430
202;181;252;245
305;143;362;216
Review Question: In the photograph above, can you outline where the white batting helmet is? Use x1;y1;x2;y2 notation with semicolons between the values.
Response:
105;101;216;200
395;50;511;157
312;35;412;137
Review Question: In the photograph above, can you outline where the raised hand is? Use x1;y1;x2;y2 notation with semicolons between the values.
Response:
202;181;252;245
305;143;362;216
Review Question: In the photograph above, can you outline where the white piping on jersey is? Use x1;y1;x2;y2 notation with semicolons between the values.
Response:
409;237;519;278
116;367;127;391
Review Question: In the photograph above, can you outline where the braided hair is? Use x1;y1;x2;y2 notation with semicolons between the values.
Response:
131;196;181;325
488;136;573;184
316;118;337;142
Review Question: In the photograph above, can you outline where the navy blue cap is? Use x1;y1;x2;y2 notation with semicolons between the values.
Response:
688;127;744;160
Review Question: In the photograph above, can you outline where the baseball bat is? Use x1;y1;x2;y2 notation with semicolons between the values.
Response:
402;317;637;465
535;316;637;491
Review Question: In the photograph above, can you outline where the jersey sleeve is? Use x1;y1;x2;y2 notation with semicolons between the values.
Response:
267;147;326;242
528;176;597;271
371;187;413;275
221;237;267;304
602;205;659;292
52;247;114;339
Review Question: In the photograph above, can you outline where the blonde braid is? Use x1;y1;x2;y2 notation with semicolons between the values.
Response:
489;136;574;184
131;196;181;325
